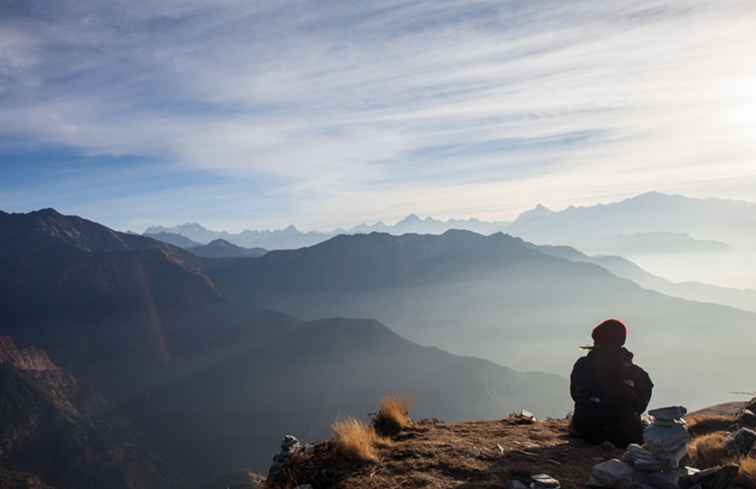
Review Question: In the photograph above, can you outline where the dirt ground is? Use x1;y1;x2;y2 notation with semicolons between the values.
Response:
284;417;626;489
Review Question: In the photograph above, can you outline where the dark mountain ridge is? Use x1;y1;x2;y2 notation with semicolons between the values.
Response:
1;209;568;485
0;337;170;489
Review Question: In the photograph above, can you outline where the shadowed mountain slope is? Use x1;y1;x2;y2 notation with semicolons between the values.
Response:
1;210;568;484
0;210;223;396
125;318;568;479
0;337;171;489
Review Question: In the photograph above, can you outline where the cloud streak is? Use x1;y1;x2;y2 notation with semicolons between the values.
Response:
1;0;756;230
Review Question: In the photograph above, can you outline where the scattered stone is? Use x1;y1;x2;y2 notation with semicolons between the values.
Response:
737;409;756;428
267;435;307;485
589;406;690;489
530;473;560;489
724;427;756;456
624;444;671;472
648;406;688;421
745;397;756;414
644;407;689;468
633;468;679;489
510;410;537;425
683;464;739;489
590;459;635;489
282;435;302;452
681;466;701;478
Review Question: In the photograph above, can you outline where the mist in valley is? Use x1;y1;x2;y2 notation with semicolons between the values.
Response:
3;0;756;487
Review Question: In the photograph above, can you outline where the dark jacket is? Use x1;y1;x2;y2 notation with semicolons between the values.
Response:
570;346;653;447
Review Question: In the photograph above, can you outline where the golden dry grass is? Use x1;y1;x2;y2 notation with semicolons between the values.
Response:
688;432;730;468
738;456;756;489
330;418;389;463
373;396;412;437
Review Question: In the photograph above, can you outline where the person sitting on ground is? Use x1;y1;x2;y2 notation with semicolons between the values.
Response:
569;318;653;448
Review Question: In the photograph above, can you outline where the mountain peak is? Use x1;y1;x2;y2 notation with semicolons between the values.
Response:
398;214;423;225
34;208;63;217
514;203;554;222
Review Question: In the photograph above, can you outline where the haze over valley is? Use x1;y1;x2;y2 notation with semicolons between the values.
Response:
3;1;756;487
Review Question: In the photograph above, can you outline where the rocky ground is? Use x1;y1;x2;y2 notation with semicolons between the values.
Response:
270;401;755;489
278;417;625;489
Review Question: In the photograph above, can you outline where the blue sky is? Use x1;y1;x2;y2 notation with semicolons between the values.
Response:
2;0;756;231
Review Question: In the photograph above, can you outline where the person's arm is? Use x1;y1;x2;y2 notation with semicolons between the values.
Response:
631;365;654;413
570;357;595;402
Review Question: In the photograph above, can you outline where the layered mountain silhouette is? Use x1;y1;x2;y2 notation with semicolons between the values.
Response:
144;223;332;249
189;239;266;258
143;231;202;248
534;245;756;313
604;232;730;254
0;209;566;486
509;192;756;250
143;214;511;250
143;192;755;254
206;230;756;409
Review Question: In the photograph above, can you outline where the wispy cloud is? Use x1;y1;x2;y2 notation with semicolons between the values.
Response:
1;0;756;230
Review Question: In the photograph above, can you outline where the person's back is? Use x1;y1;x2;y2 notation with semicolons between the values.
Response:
570;319;653;447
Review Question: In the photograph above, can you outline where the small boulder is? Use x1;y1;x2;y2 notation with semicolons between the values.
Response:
745;397;756;413
737;409;756;428
589;459;635;489
282;435;302;453
648;406;688;420
510;410;537;425
724;427;756;456
530;474;560;489
685;464;739;489
267;435;306;485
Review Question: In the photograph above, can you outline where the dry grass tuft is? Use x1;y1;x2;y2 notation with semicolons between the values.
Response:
373;396;412;437
687;415;736;437
738;457;756;489
688;432;730;468
330;418;389;463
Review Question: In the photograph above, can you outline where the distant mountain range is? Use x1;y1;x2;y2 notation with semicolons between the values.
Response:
142;192;756;253
0;209;567;486
508;192;756;251
144;214;512;250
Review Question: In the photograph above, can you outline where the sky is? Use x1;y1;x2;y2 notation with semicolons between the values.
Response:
2;0;756;232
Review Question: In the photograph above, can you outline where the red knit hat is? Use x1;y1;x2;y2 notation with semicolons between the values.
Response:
592;319;627;346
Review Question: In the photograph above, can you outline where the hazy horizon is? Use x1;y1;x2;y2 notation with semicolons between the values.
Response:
3;1;756;232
